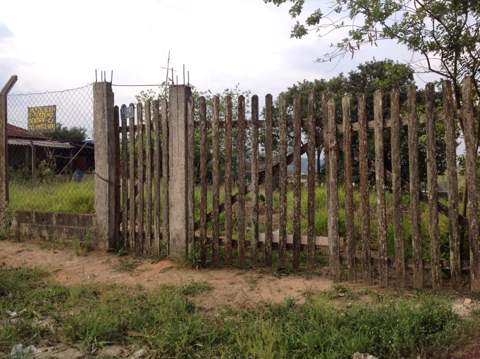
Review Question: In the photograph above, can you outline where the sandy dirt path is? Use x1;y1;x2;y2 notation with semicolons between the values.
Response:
0;240;333;309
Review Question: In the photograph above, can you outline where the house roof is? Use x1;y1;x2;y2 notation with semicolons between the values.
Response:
7;124;47;140
8;138;74;149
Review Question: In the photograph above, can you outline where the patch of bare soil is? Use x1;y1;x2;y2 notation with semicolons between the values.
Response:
0;240;333;309
449;335;480;359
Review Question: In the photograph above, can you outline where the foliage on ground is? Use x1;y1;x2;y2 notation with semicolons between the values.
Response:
9;177;94;214
0;267;477;358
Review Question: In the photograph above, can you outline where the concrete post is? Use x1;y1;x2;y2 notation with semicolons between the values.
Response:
168;85;193;259
0;75;17;227
93;82;118;249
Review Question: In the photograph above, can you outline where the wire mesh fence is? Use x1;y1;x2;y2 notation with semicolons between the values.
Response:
6;84;95;213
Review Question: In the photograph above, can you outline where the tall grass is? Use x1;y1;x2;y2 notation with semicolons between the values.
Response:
9;177;94;214
0;267;475;359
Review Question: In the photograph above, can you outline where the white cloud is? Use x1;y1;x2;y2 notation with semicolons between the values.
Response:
0;0;439;106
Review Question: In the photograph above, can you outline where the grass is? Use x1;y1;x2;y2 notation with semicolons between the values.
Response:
9;176;94;214
0;266;477;358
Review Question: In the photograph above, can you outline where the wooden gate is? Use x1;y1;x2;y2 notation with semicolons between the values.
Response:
116;100;169;256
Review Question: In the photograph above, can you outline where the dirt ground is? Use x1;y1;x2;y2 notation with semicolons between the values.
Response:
0;240;334;309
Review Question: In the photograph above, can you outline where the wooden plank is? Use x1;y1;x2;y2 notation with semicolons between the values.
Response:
264;94;274;266
199;97;208;265
211;96;220;264
128;103;136;252
408;84;423;289
114;106;121;250
425;83;441;289
137;103;145;255
120;105;128;250
390;88;405;286
193;113;414;134
462;77;480;292
278;95;288;266
293;97;302;270
224;96;233;264
152;100;161;255
160;99;169;255
187;92;195;258
342;95;354;279
307;91;317;268
237;95;247;266
358;95;371;283
322;95;329;203
144;101;153;254
374;90;387;287
442;80;461;283
327;97;340;281
250;95;260;262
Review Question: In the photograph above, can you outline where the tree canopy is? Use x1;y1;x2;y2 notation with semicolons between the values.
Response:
264;0;480;100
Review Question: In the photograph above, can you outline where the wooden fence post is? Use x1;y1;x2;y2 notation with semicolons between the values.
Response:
168;85;193;260
426;83;441;289
93;81;119;250
327;97;340;281
358;95;372;283
462;77;480;292
407;84;423;289
442;81;461;284
374;90;388;287
390;88;405;286
0;76;17;227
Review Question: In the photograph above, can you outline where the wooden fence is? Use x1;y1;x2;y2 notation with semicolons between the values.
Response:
115;78;479;290
116;101;170;256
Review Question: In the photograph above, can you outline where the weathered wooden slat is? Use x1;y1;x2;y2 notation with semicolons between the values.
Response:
128;104;136;252
327;98;340;281
293;97;302;270
322;95;329;205
211;96;220;264
374;90;387;287
278;95;288;267
408;84;423;289
307;91;317;268
160;99;169;255
342;95;354;279
187;94;195;258
199;97;208;265
238;96;247;266
224;96;233;264
192;114;409;134
442;80;461;284
152;100;161;255
136;103;145;255
462;77;480;292
390;88;405;286
358;95;371;283
114;106;121;249
425;83;441;289
144;101;153;254
264;94;274;266
250;95;260;262
120;105;128;250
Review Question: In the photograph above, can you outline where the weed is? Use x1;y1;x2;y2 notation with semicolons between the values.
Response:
73;230;94;256
0;267;477;358
113;257;141;273
179;281;213;296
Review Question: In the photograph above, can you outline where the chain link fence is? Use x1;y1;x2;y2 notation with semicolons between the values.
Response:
7;84;95;213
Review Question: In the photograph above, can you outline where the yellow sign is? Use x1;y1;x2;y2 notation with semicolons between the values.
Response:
28;105;56;131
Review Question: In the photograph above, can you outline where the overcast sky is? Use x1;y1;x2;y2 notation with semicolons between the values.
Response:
1;0;439;107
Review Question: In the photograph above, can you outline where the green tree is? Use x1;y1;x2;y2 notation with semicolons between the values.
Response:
48;124;87;143
263;0;480;103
